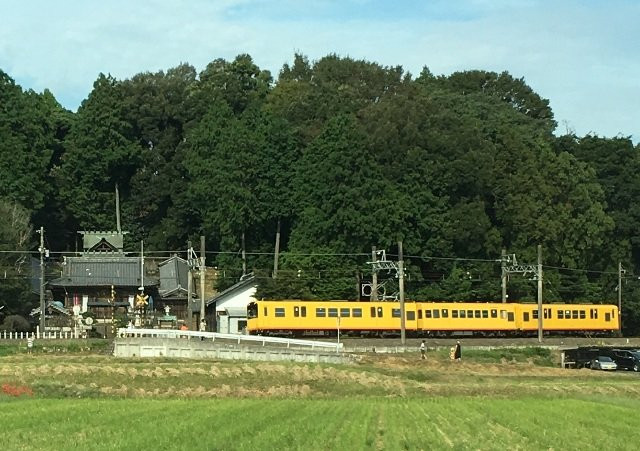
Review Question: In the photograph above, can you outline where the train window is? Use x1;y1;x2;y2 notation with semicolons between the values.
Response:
442;309;449;318
507;312;515;322
377;307;383;317
340;308;350;318
452;310;458;319
482;310;488;318
611;309;615;318
544;309;551;319
491;309;497;319
579;310;585;319
523;312;530;322
589;309;594;319
433;309;440;319
418;310;423;319
500;310;507;319
264;307;268;316
392;309;401;318
532;310;538;320
353;308;362;318
294;306;300;317
474;310;481;318
328;308;338;318
371;307;376;318
425;310;432;319
459;310;466;319
316;308;326;317
572;310;578;319
467;310;473;318
407;311;415;321
301;306;307;317
594;309;598;320
275;308;285;317
605;312;611;322
565;310;571;319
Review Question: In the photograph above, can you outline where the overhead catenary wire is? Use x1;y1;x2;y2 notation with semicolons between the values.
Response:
0;248;633;278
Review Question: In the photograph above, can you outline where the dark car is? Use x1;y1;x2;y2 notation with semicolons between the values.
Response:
611;350;640;372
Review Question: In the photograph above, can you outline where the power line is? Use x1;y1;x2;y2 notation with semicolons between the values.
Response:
542;264;619;276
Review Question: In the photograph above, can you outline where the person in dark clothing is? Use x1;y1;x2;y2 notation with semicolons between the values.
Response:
454;341;462;361
420;340;426;360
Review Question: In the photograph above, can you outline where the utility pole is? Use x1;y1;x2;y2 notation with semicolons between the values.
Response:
398;241;406;346
537;245;543;343
38;226;45;333
618;261;624;334
501;248;507;303
241;231;247;277
115;182;121;233
502;249;543;342
140;240;144;288
273;219;281;279
187;240;193;327
200;235;206;331
371;246;378;301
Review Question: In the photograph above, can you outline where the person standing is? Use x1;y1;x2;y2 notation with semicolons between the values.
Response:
454;340;462;361
420;340;426;360
27;335;34;354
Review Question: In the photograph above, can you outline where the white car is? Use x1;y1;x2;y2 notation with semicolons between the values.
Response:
590;356;617;371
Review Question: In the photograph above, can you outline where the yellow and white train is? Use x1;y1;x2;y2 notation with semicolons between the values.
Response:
247;300;619;337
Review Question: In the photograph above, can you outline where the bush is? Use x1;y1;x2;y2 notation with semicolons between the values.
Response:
0;315;31;332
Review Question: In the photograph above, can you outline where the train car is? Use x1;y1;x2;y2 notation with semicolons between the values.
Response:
247;300;620;337
247;300;419;336
513;304;619;334
415;302;518;336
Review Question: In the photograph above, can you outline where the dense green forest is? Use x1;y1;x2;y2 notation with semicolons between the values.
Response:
1;54;640;332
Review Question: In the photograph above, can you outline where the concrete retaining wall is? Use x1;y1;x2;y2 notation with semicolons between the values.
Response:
114;337;352;364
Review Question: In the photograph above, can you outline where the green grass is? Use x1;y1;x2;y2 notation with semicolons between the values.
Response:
0;339;110;356
430;346;556;366
0;397;639;450
2;349;640;449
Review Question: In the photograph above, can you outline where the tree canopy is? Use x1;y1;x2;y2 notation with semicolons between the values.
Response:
1;55;639;332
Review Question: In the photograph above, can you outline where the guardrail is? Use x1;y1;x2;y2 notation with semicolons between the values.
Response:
117;328;344;352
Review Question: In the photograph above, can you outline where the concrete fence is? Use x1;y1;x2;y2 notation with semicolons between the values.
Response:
114;337;353;364
117;328;344;352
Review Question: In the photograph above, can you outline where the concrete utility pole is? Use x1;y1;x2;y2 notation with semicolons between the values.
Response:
371;246;378;301
501;248;507;303
502;248;543;342
140;240;144;288
200;235;206;330
398;241;406;346
115;182;121;233
618;261;624;334
537;245;543;343
187;240;193;326
241;231;247;277
38;226;45;332
273;219;280;279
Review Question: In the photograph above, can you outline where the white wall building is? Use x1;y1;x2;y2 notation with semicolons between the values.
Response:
205;274;256;334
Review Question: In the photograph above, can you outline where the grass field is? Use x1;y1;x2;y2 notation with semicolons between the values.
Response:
1;397;639;450
1;341;640;449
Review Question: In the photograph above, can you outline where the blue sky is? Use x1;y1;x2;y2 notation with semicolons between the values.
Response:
1;0;638;140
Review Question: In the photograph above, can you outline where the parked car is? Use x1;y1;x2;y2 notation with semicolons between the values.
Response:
611;350;640;372
590;356;617;371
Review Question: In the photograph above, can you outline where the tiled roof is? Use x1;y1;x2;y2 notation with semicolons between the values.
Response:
49;256;157;287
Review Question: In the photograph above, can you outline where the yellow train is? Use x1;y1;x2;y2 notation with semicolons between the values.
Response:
247;300;620;337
